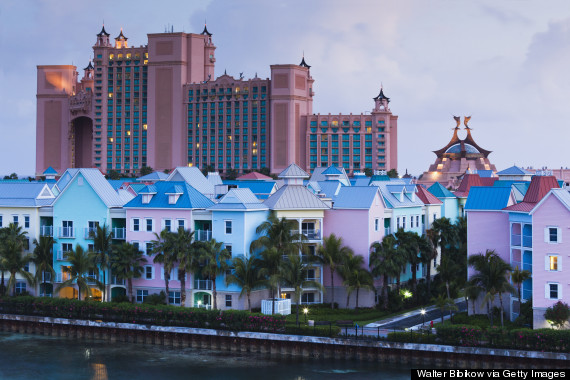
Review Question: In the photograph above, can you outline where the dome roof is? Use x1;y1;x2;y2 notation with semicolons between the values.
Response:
445;143;480;154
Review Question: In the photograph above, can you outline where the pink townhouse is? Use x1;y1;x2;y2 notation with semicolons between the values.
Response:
124;181;214;305
323;186;385;308
529;188;570;328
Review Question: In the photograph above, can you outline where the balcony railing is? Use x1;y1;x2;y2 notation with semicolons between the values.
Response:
59;227;75;238
511;260;532;273
195;230;212;242
522;235;532;248
55;273;71;283
194;279;213;290
111;276;125;286
113;228;126;240
56;250;68;261
385;227;391;236
40;226;53;237
302;229;321;240
86;275;98;285
194;303;212;310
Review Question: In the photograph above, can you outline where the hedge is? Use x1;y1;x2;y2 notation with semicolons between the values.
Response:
387;330;436;344
0;296;285;333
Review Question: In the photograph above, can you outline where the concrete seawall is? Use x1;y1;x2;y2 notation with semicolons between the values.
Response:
0;314;567;369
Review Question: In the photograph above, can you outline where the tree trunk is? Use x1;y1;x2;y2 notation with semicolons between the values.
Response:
499;291;504;327
101;269;106;302
295;290;300;326
247;291;251;312
0;271;5;296
356;288;360;309
445;282;450;299
212;276;217;310
396;269;401;291
346;293;350;308
165;273;170;305
426;259;432;297
179;270;186;307
330;267;335;309
412;263;417;303
487;300;493;327
128;278;133;302
382;275;389;310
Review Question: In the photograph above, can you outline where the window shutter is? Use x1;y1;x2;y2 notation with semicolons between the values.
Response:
559;284;563;299
151;266;155;280
130;218;134;232
558;228;562;243
544;228;549;243
559;256;563;271
545;256;550;271
161;268;164;280
545;284;550;299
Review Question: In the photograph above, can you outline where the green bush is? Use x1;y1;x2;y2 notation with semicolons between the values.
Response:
143;291;166;305
387;330;435;344
285;324;341;337
0;296;286;333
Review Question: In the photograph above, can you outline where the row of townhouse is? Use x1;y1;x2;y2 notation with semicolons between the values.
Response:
0;164;465;310
465;166;570;328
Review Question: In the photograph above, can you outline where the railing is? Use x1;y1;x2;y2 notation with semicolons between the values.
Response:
194;279;213;290
195;230;212;241
111;276;125;286
86;275;98;285
41;272;52;283
522;235;532;248
56;250;67;261
511;234;521;246
302;229;321;240
59;227;75;238
55;273;71;283
113;228;126;240
194;303;212;310
40;226;53;237
85;227;97;239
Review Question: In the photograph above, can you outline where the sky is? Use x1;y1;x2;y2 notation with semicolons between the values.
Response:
1;0;570;177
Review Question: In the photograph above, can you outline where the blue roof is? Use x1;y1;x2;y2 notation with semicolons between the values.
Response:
376;183;424;209
223;180;276;199
0;183;55;207
322;166;343;175
124;181;214;209
209;188;268;211
496;166;532;175
465;187;512;210
107;179;128;190
137;171;168;182
332;187;380;209
428;182;456;198
43;166;58;175
477;170;494;178
316;181;343;197
351;175;371;187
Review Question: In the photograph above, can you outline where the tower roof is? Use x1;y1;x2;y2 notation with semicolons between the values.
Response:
299;57;311;68
84;61;94;71
201;24;212;36
115;29;128;40
97;25;110;37
373;88;390;102
433;116;491;158
278;163;309;179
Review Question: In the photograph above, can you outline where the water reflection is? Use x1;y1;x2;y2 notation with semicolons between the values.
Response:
0;332;409;380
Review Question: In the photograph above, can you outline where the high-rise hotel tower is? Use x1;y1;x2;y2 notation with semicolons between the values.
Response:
36;25;397;175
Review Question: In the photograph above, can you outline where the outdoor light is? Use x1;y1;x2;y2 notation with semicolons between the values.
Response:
197;300;202;308
303;307;309;323
403;290;412;299
421;308;426;326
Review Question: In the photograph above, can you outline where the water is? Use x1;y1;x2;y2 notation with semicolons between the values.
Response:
0;332;410;379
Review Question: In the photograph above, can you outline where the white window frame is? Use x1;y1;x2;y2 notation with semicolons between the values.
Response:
545;226;562;244
132;241;140;252
225;294;232;308
145;242;153;256
402;216;406;229
132;218;140;232
145;218;154;232
169;291;181;305
546;283;562;300
0;215;3;228
24;215;30;229
396;217;400;229
163;219;172;232
144;265;154;280
13;215;19;226
411;216;414;228
225;220;232;234
375;218;379;231
161;267;178;280
136;289;148;303
177;219;186;230
545;255;562;271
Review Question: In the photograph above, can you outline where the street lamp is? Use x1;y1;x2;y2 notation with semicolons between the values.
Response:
197;300;202;308
420;309;426;326
303;307;309;324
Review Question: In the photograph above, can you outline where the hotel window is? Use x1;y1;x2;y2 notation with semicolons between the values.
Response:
411;217;414;228
136;289;148;303
164;219;172;232
225;295;232;307
225;220;232;234
396;217;400;228
546;283;561;300
416;216;420;228
546;255;561;271
177;219;185;230
301;293;315;304
145;242;153;256
15;282;26;295
169;291;181;305
0;215;2;227
402;217;406;229
144;265;153;280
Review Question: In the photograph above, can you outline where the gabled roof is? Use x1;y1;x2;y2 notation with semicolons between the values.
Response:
128;183;147;194
136;171;168;182
166;167;215;197
497;166;532;176
376;183;424;209
428;182;456;199
465;187;513;210
476;170;495;178
530;188;570;215
332;187;382;209
351;174;371;187
209;188;268;211
415;186;443;205
278;163;309;179
55;169;125;208
107;179;129;191
206;172;223;186
124;181;214;209
0;183;55;207
481;177;497;187
43;166;58;175
322;166;343;176
503;175;559;212
56;168;80;191
310;165;350;185
264;185;329;210
454;174;483;198
314;181;343;198
236;171;272;180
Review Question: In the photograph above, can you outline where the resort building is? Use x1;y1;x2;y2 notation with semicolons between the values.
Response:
36;25;398;176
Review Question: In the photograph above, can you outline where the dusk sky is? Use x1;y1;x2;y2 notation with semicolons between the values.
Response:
1;0;570;177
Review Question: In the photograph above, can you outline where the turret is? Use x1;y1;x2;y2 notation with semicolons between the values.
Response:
96;24;111;47
373;87;390;112
201;23;216;80
83;60;94;80
115;28;128;49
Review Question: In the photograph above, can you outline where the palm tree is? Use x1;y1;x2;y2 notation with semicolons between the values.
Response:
32;236;56;296
370;235;400;309
468;249;513;326
56;245;103;300
151;228;177;305
437;254;458;299
280;253;324;325
89;224;113;302
110;242;146;302
432;217;456;259
432;294;457;324
392;228;409;292
395;229;424;302
511;265;531;304
0;223;32;296
196;239;230;310
225;255;264;312
170;227;196;307
422;229;440;297
340;253;374;309
257;246;282;315
317;234;353;309
465;281;481;315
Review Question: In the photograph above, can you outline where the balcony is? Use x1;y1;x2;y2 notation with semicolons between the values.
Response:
40;226;53;237
195;230;212;242
56;250;68;261
194;279;213;290
111;276;125;286
55;272;71;283
59;227;75;239
302;229;321;240
113;228;126;240
522;235;532;248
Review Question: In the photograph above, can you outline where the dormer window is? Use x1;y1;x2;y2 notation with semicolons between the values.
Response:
168;194;181;204
142;194;153;204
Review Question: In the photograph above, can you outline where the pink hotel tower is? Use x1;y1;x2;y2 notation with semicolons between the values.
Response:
36;25;398;175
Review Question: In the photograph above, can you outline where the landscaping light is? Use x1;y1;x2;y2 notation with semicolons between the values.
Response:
197;300;202;308
303;307;309;323
403;290;412;299
421;308;426;326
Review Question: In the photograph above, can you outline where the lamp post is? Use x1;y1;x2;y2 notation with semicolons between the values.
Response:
421;309;426;326
303;307;309;324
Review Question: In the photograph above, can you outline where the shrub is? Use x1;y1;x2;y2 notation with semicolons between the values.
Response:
111;295;130;303
143;291;166;305
544;301;570;329
387;330;435;344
